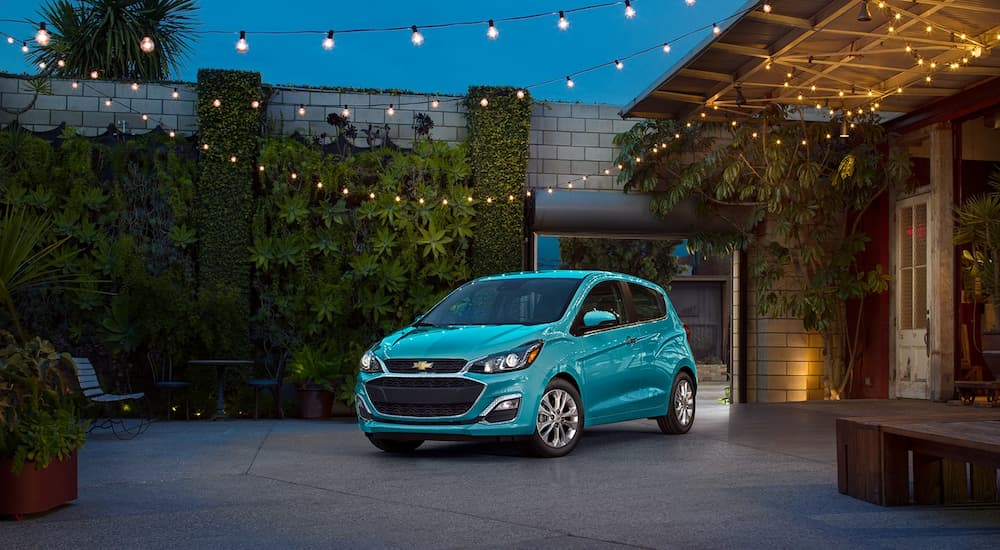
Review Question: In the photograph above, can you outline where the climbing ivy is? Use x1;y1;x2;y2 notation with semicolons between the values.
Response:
195;69;264;355
465;86;531;276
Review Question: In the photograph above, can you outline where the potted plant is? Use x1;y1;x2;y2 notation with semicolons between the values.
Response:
286;345;341;418
954;166;1000;380
0;331;87;518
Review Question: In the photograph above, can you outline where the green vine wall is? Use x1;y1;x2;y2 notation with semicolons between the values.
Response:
465;86;531;276
195;69;264;355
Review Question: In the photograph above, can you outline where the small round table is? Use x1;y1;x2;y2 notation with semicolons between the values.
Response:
187;359;254;419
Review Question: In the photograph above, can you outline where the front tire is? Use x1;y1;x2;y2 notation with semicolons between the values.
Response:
366;434;424;453
656;371;695;434
524;378;584;458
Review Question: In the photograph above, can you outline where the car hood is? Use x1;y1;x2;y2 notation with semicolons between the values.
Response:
378;324;546;360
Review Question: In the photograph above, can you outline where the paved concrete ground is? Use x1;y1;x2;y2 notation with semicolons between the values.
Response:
3;383;1000;549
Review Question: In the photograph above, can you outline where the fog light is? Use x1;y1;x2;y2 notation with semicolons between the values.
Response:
357;397;373;420
483;396;520;423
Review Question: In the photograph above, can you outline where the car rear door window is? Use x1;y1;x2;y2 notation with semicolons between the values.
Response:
629;282;666;322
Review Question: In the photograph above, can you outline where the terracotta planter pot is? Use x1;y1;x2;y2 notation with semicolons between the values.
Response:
296;385;334;419
0;451;78;517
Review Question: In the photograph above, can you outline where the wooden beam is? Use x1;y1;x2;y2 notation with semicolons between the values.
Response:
710;41;771;58
650;90;706;104
678;68;733;83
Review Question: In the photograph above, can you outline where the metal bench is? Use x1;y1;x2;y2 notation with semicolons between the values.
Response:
73;357;151;439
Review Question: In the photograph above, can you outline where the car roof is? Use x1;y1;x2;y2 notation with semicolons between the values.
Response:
475;270;660;289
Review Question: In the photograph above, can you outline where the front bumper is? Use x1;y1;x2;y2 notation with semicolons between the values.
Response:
355;371;540;438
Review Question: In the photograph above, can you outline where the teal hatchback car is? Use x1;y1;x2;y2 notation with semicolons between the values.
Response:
356;270;697;457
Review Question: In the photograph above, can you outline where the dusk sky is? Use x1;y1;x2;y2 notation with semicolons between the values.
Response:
0;0;746;105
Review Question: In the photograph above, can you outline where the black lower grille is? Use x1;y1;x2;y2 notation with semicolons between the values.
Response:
366;377;483;417
385;358;467;373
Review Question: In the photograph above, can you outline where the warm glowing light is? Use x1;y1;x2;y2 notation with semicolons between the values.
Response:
213;98;221;107
686;0;696;5
230;155;237;163
431;98;440;108
57;58;64;67
625;1;636;18
342;187;349;195
21;42;28;53
663;43;671;53
615;59;624;70
369;192;375;199
236;30;249;53
141;113;148;121
411;25;424;46
298;105;306;116
712;23;721;35
169;131;176;138
386;104;395;116
762;2;772;13
71;81;78;89
342;105;350;117
290;172;298;179
251;100;260;109
926;25;932;33
395;195;402;202
131;82;139;91
141;35;155;53
566;76;575;88
558;11;569;30
35;23;50;46
905;44;912;52
480;97;489;107
259;165;265;172
487;20;499;40
172;88;179;99
38;61;46;69
5;37;12;44
202;143;209;150
322;30;335;50
104;98;112;107
516;90;525;99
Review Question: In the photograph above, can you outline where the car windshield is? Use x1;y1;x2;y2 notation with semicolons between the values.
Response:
418;277;583;326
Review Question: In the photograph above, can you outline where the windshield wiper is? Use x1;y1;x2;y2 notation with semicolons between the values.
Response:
412;321;437;327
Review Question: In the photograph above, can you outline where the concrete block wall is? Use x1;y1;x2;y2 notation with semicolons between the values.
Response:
528;101;638;191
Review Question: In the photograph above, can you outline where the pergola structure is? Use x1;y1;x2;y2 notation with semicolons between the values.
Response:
619;0;1000;403
622;0;1000;122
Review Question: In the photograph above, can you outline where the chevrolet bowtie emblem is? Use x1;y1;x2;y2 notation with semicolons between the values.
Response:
413;361;434;371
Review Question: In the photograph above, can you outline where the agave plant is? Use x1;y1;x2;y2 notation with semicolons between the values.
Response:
0;207;90;342
28;0;199;81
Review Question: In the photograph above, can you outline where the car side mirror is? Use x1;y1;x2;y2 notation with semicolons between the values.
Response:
582;310;617;329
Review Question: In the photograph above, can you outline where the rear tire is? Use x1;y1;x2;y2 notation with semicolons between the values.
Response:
656;371;695;434
366;434;424;453
524;378;584;458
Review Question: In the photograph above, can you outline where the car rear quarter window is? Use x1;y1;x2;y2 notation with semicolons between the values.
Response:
629;283;666;322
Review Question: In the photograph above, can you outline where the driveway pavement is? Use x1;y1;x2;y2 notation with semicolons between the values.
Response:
3;383;999;549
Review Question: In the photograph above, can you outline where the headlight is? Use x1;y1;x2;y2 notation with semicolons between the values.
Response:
469;341;543;374
360;350;383;373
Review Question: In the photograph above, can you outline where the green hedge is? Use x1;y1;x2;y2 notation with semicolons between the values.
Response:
195;69;264;355
465;86;532;276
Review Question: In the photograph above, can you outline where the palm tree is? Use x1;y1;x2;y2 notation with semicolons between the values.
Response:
27;0;198;81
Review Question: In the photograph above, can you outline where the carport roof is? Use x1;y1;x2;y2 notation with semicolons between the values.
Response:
620;0;1000;121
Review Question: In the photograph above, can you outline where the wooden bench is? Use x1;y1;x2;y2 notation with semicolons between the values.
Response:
73;357;151;439
837;413;1000;506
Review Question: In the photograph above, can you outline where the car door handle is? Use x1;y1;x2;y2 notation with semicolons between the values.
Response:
625;337;637;345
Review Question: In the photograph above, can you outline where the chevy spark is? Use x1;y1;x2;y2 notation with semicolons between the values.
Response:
356;270;696;457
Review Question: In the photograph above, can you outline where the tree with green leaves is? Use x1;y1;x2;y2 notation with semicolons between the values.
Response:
614;105;911;398
28;0;198;81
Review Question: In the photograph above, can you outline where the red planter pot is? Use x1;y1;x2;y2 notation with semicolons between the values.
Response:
297;386;334;419
0;451;78;517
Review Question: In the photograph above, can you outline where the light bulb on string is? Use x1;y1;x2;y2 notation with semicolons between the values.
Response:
251;100;260;108
298;105;306;116
565;76;575;88
38;61;46;69
56;58;65;67
430;98;439;108
411;26;424;46
615;59;624;70
236;31;249;53
342;105;350;118
169;131;176;138
557;11;569;30
386;104;395;116
322;30;335;50
71;80;78;89
172;88;179;99
624;0;636;18
213;98;221;107
516;90;525;99
35;23;50;46
480;97;489;107
141;113;148;121
686;0;696;6
763;2;772;13
104;98;112;107
131;82;139;91
487;20;499;40
5;37;12;44
21;42;28;53
140;35;155;53
663;43;671;53
712;23;721;36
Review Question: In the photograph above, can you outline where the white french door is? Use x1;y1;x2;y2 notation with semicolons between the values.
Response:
895;196;930;399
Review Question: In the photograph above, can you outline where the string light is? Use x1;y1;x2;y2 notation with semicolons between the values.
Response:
323;30;335;50
565;76;575;88
487;20;499;40
213;98;222;107
430;98;439;108
21;42;28;53
131;82;139;91
230;155;237;163
624;1;636;18
480;97;489;107
386;104;395;116
411;25;424;46
712;23;721;35
71;80;78;89
56;58;64;67
236;30;249;53
35;23;50;46
140;35;155;53
5;37;12;44
615;59;624;70
762;2;772;13
172;88;179;99
662;43;671;53
104;98;112;107
342;105;350;118
516;90;525;99
686;0;696;6
251;100;260;108
298;104;306;116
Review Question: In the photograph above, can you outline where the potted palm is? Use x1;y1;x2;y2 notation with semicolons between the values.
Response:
286;345;341;418
954;166;1000;380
